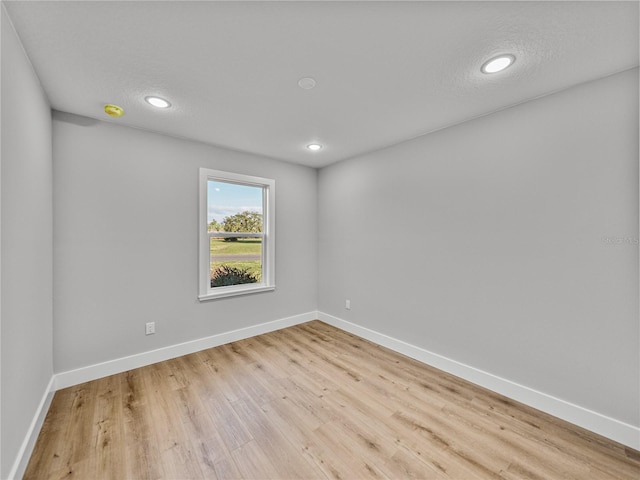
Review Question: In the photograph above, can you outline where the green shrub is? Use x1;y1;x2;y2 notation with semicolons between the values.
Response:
211;265;259;287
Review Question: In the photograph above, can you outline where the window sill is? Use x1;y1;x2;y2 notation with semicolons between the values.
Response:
198;285;275;301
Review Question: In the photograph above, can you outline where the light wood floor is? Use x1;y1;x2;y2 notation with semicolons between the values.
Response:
25;321;640;479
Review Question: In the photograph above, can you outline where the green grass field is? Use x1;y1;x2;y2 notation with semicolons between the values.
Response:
210;238;262;255
210;238;262;280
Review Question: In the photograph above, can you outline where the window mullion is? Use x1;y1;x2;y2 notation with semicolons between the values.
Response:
209;232;263;239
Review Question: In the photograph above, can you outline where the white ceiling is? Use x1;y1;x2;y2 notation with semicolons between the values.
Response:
4;1;638;168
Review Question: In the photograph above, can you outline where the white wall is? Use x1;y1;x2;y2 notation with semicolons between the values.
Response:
52;112;317;373
318;69;639;427
2;9;636;467
1;7;54;478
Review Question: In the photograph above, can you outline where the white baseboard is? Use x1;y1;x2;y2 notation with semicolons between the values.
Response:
317;311;640;451
7;376;55;480
9;311;315;478
11;309;638;479
54;311;316;390
10;311;316;479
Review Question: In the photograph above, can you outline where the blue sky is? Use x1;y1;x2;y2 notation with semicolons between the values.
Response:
208;180;263;223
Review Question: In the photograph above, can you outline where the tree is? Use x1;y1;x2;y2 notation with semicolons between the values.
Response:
222;211;262;241
208;219;222;232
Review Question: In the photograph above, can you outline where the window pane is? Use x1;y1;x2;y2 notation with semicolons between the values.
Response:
207;180;264;288
208;181;263;233
210;236;263;288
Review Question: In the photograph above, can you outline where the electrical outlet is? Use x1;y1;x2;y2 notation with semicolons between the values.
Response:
345;299;351;310
145;322;156;335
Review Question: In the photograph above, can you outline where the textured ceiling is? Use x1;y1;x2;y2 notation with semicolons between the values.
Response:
4;1;638;167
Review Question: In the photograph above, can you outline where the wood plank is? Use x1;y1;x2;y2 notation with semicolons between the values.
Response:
24;380;99;480
231;397;329;479
91;374;126;479
229;440;282;480
213;454;243;480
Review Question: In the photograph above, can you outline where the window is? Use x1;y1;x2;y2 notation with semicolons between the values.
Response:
199;168;275;300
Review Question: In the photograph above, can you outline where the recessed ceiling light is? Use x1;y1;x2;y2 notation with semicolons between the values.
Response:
145;96;171;108
481;54;515;74
307;144;322;151
298;77;317;90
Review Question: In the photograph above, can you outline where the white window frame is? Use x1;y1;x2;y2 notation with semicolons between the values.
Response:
199;168;275;301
